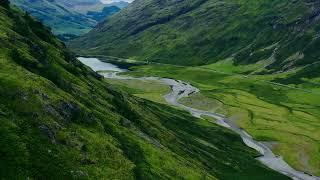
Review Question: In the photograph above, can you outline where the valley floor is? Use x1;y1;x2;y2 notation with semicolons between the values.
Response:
102;60;320;176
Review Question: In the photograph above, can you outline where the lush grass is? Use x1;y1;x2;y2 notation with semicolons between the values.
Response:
0;5;288;179
179;93;224;113
121;63;320;176
105;78;171;104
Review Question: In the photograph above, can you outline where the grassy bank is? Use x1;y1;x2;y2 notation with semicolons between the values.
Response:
105;78;171;104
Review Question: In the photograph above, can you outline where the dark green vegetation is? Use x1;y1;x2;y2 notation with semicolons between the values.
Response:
0;4;289;179
70;0;320;79
0;0;10;8
10;0;123;40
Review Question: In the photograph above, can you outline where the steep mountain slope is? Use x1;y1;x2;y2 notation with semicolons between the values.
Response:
0;3;288;179
10;0;122;39
69;0;320;76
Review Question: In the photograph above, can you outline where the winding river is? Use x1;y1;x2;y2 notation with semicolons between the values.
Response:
78;57;320;180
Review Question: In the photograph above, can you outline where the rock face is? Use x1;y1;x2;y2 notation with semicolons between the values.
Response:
69;0;320;77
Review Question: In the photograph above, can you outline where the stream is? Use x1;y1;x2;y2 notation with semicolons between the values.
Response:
78;57;320;180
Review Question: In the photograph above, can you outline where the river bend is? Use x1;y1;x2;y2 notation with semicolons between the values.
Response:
78;57;320;180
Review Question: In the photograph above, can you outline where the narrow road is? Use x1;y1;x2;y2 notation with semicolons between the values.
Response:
78;57;320;180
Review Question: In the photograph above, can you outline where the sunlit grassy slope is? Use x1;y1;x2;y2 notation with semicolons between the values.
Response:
0;4;289;179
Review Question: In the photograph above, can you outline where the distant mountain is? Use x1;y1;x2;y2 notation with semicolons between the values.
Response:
87;5;120;22
107;1;129;9
56;0;129;13
0;2;287;179
11;0;96;35
69;0;320;79
56;0;108;14
56;0;101;7
10;0;125;40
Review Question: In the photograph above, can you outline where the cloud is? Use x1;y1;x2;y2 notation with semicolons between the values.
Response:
100;0;134;4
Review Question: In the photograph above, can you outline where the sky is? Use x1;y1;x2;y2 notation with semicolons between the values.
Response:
100;0;134;4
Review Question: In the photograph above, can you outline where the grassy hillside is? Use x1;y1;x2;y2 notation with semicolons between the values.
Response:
69;0;320;76
0;3;288;179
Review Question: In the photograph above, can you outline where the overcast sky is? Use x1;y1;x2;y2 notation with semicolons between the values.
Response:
100;0;134;4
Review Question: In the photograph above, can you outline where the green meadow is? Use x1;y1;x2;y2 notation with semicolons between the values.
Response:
107;62;320;176
105;78;171;105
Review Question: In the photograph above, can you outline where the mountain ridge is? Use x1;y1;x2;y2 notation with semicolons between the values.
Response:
69;0;320;80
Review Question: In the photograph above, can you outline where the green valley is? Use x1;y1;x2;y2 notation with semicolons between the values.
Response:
0;2;290;179
68;0;320;176
106;61;320;176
